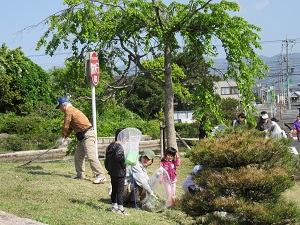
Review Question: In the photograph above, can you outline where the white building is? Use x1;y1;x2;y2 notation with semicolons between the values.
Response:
174;111;195;123
173;81;240;123
214;80;240;100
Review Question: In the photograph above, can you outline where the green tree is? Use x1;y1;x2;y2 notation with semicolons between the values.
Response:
123;76;165;120
220;97;243;122
49;61;102;101
181;128;300;224
0;44;53;115
36;0;268;148
173;45;216;111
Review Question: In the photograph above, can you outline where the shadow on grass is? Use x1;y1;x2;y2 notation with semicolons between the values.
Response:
15;166;74;179
15;165;44;170
70;198;111;210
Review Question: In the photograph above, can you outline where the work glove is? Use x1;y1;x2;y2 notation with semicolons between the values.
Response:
56;137;65;146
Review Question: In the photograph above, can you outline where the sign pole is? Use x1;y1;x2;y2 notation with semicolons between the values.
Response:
91;85;98;158
85;52;100;158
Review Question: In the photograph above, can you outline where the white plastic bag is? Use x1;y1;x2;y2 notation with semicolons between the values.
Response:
270;122;287;139
141;167;172;212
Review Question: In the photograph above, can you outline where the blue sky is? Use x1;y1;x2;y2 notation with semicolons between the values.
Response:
1;0;300;70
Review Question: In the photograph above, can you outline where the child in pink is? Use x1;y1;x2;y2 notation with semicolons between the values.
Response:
160;147;181;206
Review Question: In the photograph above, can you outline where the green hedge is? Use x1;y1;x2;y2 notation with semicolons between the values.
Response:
0;106;161;152
175;122;199;138
1;107;209;152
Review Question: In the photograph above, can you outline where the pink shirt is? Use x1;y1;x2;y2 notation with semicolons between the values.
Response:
160;156;181;183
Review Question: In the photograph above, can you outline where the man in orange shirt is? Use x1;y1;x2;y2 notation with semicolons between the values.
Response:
56;97;106;184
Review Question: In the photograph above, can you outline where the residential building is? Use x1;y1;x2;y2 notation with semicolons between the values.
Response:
214;80;240;100
174;111;195;123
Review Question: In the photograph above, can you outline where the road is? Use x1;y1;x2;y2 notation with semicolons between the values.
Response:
287;136;299;155
255;106;299;155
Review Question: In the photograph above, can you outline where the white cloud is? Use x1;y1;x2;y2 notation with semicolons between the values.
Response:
255;0;269;11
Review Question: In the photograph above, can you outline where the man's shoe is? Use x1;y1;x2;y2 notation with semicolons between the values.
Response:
93;177;106;184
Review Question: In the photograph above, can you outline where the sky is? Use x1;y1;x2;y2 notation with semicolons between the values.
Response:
1;0;300;71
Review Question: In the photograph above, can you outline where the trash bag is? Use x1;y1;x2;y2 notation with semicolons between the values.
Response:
140;167;171;212
270;122;287;139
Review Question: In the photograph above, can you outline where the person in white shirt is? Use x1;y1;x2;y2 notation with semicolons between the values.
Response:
270;118;287;139
182;165;203;194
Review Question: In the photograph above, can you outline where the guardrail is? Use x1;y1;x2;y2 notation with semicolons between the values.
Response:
0;139;161;162
0;136;199;163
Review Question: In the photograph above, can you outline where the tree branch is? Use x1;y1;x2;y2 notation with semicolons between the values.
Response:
172;0;213;32
152;0;165;31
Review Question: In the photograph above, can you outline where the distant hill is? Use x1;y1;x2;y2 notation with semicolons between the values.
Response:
212;53;300;91
118;53;300;92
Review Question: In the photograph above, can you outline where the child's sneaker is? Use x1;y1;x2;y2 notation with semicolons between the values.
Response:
117;209;129;215
111;207;118;212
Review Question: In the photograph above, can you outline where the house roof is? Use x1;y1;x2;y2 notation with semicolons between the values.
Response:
291;91;300;97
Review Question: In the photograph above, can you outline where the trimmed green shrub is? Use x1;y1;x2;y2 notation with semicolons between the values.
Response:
0;112;59;151
180;128;300;224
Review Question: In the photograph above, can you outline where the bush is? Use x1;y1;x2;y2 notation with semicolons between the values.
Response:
97;105;160;138
0;112;59;151
175;122;199;138
0;106;160;153
180;128;300;224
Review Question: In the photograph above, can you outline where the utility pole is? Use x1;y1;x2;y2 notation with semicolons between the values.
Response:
284;38;300;110
285;38;291;110
279;53;284;119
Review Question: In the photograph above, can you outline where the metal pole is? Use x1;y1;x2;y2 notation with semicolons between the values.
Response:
91;85;98;158
286;38;291;110
160;122;164;158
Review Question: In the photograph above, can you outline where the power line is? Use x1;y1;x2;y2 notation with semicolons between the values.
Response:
26;52;70;58
25;38;300;58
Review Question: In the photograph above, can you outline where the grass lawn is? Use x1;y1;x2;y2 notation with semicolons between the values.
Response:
1;154;300;225
0;155;197;225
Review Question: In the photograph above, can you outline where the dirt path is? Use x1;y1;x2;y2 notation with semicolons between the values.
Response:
0;211;47;225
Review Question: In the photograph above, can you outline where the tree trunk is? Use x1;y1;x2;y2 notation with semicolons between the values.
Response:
164;44;178;150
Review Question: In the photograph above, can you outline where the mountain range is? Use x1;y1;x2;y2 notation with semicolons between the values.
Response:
213;53;300;92
120;52;300;93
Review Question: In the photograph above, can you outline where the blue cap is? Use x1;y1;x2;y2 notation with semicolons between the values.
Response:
56;97;69;109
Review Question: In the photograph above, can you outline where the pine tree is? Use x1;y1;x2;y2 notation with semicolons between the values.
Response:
180;128;300;224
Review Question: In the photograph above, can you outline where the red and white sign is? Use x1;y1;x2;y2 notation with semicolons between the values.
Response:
85;52;100;86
